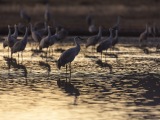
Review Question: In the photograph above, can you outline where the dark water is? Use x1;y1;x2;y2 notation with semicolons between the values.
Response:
0;37;160;120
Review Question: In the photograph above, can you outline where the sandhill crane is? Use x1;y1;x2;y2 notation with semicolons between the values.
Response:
86;14;97;33
30;23;42;49
86;26;102;51
11;27;28;62
112;30;119;49
39;26;51;58
55;27;68;40
97;28;113;61
3;25;17;56
148;23;159;37
48;33;59;55
11;24;18;39
39;26;51;50
17;22;26;34
20;9;31;23
57;36;82;80
112;16;120;31
44;4;51;23
139;24;148;45
36;22;48;36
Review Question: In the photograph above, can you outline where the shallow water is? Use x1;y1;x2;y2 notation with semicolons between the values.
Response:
0;37;160;120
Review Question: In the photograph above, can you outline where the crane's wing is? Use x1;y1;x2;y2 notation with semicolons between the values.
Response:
58;48;76;66
12;41;22;53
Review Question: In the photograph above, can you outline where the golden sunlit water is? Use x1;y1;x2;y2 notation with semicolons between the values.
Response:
0;37;160;120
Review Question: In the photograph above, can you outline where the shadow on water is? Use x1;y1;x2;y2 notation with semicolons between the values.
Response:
118;73;160;106
3;56;28;84
84;54;98;59
57;78;80;105
3;56;27;77
39;61;51;77
96;60;112;73
31;49;45;57
54;48;65;53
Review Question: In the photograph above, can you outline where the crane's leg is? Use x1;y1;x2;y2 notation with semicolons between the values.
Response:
8;47;9;57
3;47;5;56
11;52;12;59
69;62;71;82
101;52;102;62
92;46;94;53
46;48;48;62
48;47;50;57
66;64;67;75
18;53;19;64
21;51;23;63
105;50;107;62
51;47;54;56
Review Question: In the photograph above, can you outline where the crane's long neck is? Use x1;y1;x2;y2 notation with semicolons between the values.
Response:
114;30;118;39
145;25;148;34
44;22;47;30
22;28;28;44
13;25;18;35
55;27;59;35
117;16;120;25
97;27;102;38
48;27;51;37
30;24;34;32
75;39;80;56
8;26;11;37
109;29;113;43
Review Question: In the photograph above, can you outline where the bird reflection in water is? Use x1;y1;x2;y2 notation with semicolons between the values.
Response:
3;56;28;84
96;60;112;73
57;78;80;105
39;61;51;78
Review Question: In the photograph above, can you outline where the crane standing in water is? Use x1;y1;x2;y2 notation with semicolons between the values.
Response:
11;27;29;62
11;24;18;39
57;36;82;81
97;28;113;61
3;25;17;57
86;26;102;52
139;24;148;46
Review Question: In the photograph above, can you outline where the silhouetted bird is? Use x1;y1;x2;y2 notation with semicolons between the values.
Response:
11;27;28;61
86;14;97;33
44;4;51;23
11;24;18;39
139;24;148;45
57;36;82;79
39;26;51;50
112;16;120;31
30;23;42;46
3;25;17;57
112;30;119;48
86;26;102;51
97;28;113;60
20;9;31;23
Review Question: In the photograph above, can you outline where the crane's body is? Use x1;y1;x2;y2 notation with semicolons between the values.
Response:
86;26;102;48
57;36;81;69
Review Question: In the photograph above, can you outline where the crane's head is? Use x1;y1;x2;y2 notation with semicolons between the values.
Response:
109;28;113;32
14;24;17;28
8;25;10;28
74;36;84;44
75;36;83;40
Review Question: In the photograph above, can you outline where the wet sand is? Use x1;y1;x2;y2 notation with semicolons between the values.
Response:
0;36;160;120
